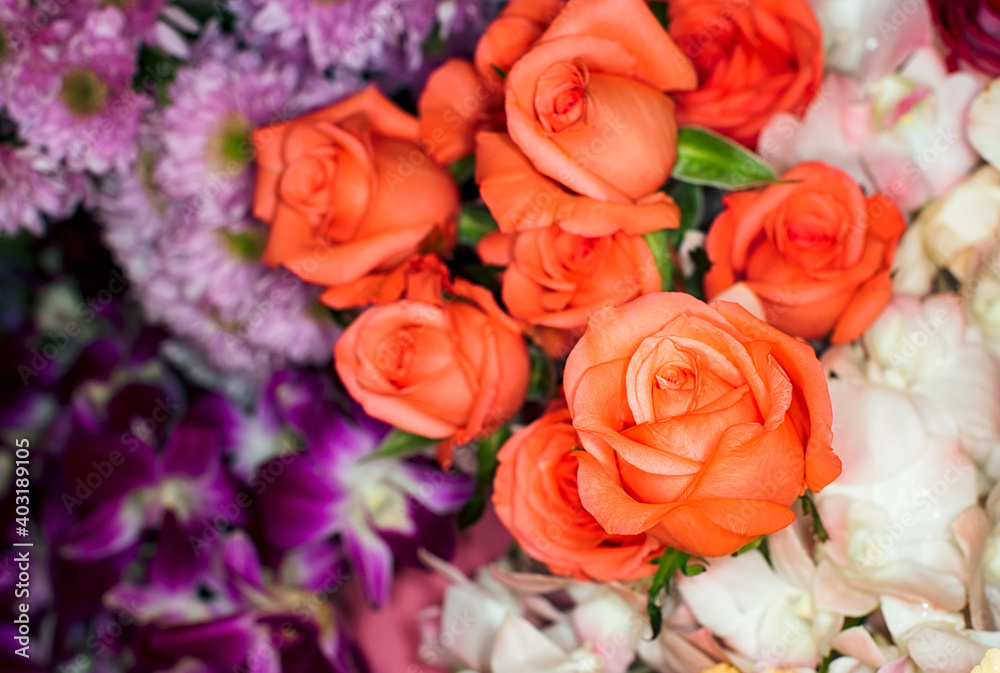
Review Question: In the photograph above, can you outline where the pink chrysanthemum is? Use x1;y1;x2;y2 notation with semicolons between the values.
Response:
0;0;31;101
98;167;339;376
149;31;360;228
5;8;151;175
230;0;441;75
0;144;84;236
63;0;201;58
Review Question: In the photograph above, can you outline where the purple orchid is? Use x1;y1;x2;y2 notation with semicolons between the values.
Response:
105;516;365;673
57;393;243;561
251;372;474;607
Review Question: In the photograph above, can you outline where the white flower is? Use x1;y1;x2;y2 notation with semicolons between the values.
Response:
893;166;1000;295
807;0;932;81
419;554;646;673
677;521;843;672
760;47;984;214
814;322;982;613
969;80;1000;170
842;294;1000;478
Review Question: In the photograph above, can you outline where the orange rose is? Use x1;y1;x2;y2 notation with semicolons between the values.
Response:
475;0;564;87
418;59;503;165
252;86;457;309
704;162;906;344
475;0;698;237
418;0;563;164
477;227;661;357
563;293;841;558
493;406;661;581
334;271;529;468
669;0;823;148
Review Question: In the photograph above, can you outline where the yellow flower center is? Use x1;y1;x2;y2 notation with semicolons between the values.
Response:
60;68;109;117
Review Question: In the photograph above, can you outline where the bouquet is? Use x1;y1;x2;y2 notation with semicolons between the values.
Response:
4;1;1000;673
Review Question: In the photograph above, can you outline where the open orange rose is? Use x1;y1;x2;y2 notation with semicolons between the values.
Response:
669;0;823;148
477;227;661;357
253;86;457;309
475;0;698;237
563;293;841;558
704;162;907;344
334;269;529;468
493;406;661;581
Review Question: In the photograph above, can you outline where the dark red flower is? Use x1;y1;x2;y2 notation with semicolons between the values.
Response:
929;0;1000;76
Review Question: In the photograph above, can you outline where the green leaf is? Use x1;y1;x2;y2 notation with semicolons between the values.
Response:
527;346;556;402
422;23;447;57
665;181;705;237
449;153;476;184
649;1;670;30
362;428;438;463
842;615;866;630
642;229;676;292
458;205;499;247
800;493;829;542
734;536;764;556
457;425;513;529
460;264;503;294
682;246;711;300
490;64;508;80
681;563;705;577
456;491;486;529
672;126;779;190
647;548;691;639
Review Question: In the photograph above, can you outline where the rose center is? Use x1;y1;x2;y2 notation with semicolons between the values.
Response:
279;149;339;222
384;328;417;386
534;60;589;134
60;69;109;117
655;364;697;391
786;219;836;249
554;231;606;274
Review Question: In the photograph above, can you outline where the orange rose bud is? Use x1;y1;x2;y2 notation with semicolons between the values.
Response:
418;0;563;165
705;162;906;344
493;406;662;581
418;59;504;166
477;227;661;357
334;273;529;468
252;86;458;309
475;0;698;237
563;293;841;558
669;0;824;148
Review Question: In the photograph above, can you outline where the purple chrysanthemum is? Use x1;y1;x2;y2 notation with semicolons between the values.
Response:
230;0;444;76
150;30;361;228
98;169;339;376
63;0;200;58
0;144;84;236
5;7;151;174
0;0;31;100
